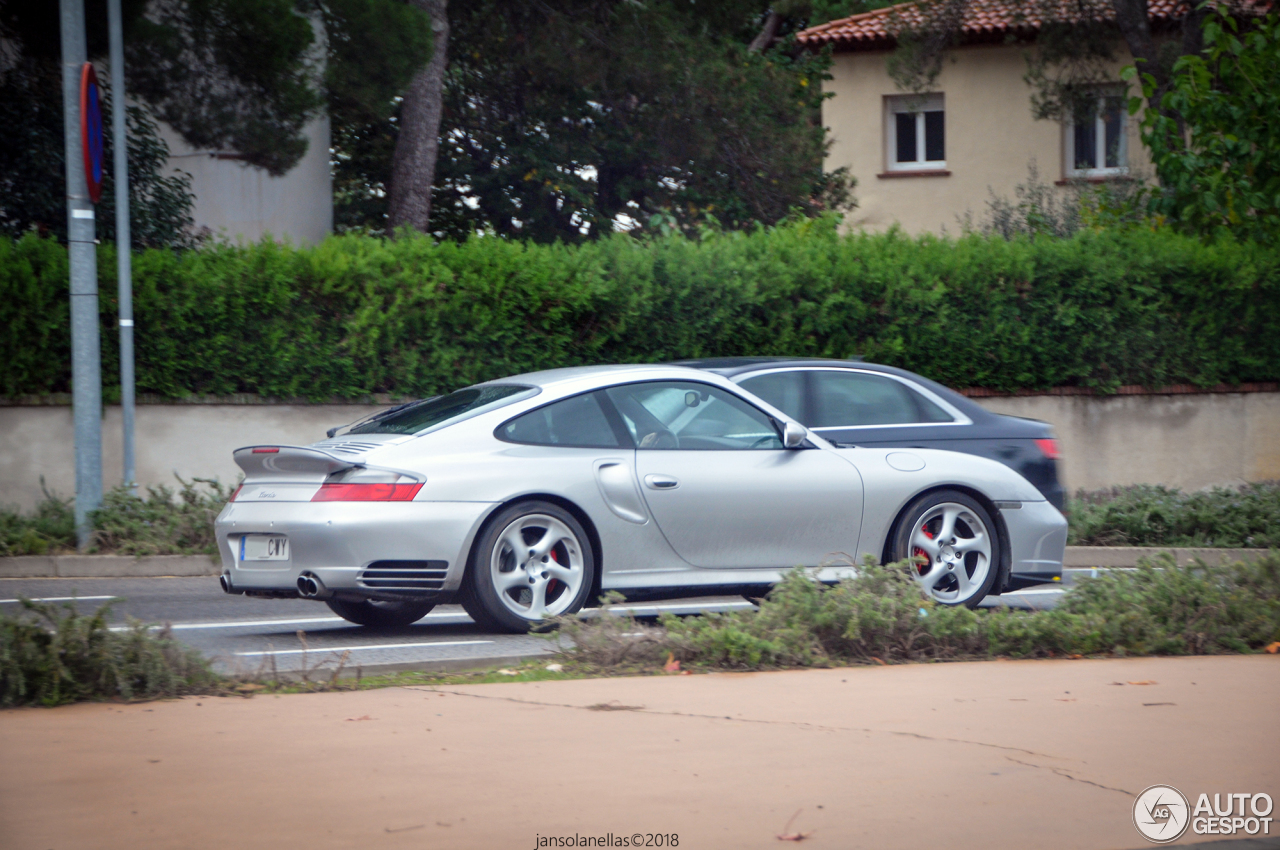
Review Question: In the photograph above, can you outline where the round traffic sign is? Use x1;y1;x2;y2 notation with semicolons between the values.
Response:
80;62;104;204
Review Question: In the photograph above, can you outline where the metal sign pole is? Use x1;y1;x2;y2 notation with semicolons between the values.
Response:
59;0;102;549
108;0;136;493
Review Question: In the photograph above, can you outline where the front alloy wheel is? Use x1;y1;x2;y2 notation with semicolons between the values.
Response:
892;490;999;607
462;501;595;633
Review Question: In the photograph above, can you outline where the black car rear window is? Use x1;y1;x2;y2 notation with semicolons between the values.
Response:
349;385;536;435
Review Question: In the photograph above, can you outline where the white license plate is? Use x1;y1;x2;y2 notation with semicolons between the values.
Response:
241;535;289;561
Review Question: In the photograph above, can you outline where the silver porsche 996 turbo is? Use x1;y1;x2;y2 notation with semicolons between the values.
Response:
215;365;1067;632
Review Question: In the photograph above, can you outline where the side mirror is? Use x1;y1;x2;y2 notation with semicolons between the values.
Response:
782;421;808;449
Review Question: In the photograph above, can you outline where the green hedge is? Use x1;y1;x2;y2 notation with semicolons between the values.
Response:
3;218;1278;400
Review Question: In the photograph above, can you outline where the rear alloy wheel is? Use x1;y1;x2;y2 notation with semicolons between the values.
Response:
325;597;435;628
891;489;998;608
462;501;595;633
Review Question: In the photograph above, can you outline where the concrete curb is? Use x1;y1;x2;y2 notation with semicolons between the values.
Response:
1063;546;1272;568
231;653;559;683
0;547;1272;579
0;554;218;579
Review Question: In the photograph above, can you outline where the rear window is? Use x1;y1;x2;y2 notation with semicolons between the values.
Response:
349;385;537;435
498;392;621;448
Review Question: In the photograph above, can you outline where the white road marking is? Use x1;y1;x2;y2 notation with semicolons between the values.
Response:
108;611;474;633
1001;588;1065;596
235;639;493;657
0;595;118;604
111;602;749;633
165;616;346;630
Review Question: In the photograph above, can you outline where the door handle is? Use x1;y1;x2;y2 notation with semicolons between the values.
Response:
643;474;679;490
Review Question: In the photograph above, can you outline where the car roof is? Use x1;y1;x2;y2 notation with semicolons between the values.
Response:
669;356;862;371
484;363;719;393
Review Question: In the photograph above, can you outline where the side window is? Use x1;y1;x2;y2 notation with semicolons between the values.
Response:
498;392;620;448
737;371;806;422
604;382;782;450
810;372;953;427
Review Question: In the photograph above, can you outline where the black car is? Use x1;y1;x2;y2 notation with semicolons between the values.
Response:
677;357;1065;514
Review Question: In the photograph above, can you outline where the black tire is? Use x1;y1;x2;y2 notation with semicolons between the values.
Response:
890;489;999;608
325;597;435;628
461;500;596;633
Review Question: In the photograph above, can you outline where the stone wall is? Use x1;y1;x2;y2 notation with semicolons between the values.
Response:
0;391;1275;511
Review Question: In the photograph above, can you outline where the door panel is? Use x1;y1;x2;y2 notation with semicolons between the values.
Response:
603;379;864;569
634;449;863;568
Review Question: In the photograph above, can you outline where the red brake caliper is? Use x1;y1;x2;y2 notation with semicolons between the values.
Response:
912;528;935;575
547;548;561;595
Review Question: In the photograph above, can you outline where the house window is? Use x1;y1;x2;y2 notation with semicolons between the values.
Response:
886;94;945;171
1066;94;1127;176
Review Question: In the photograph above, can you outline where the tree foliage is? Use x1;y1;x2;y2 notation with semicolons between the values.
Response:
337;0;860;240
0;0;432;245
0;52;197;248
1126;5;1280;242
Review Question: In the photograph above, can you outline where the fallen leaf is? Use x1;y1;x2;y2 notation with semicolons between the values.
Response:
1127;680;1157;685
345;715;374;722
384;825;424;834
1055;698;1077;702
544;663;564;673
663;653;681;673
496;668;519;676
777;809;814;842
1265;642;1280;654
1008;698;1028;701
869;656;887;666
1108;681;1125;686
1067;654;1083;659
1143;702;1176;707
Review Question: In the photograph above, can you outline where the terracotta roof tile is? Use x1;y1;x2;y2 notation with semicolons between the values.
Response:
797;0;1264;50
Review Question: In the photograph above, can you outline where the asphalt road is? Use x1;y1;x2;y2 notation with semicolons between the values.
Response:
0;573;1079;675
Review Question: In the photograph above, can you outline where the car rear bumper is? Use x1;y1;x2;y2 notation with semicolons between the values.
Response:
214;500;496;598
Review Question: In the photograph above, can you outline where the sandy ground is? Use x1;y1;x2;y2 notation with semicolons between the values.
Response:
1;655;1276;850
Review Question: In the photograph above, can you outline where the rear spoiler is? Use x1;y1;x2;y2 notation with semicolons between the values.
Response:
233;445;359;480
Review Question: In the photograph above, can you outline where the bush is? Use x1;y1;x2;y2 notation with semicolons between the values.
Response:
0;482;75;556
0;599;222;706
90;478;229;556
0;477;229;556
552;554;1280;670
1067;482;1280;548
2;220;1278;401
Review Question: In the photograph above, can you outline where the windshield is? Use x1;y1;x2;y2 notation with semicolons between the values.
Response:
348;385;537;435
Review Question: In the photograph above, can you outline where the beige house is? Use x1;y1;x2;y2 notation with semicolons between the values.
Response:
798;0;1169;234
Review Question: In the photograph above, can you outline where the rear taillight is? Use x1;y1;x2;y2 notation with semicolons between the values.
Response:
251;447;279;453
1035;438;1060;460
310;482;423;502
229;484;243;502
